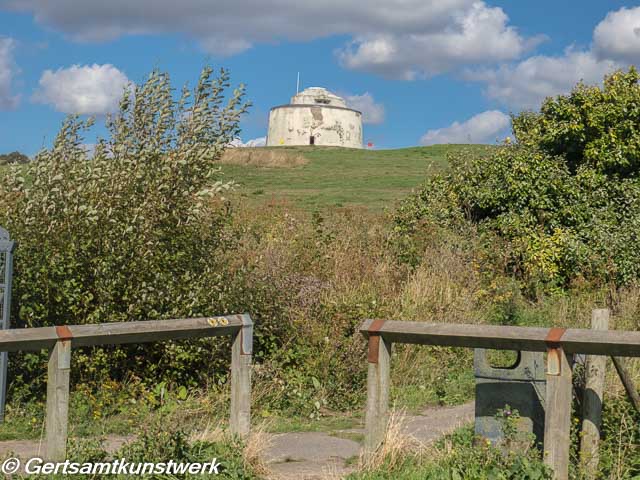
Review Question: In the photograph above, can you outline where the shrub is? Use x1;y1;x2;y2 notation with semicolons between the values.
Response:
0;151;29;165
513;68;640;177
348;425;552;480
593;396;640;479
0;66;249;393
18;424;260;479
395;68;640;292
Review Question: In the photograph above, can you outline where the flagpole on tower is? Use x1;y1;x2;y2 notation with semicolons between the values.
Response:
296;72;300;94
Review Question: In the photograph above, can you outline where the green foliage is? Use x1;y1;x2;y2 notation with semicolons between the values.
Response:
348;426;552;480
18;425;259;479
513;68;640;177
395;68;640;291
592;396;640;479
116;428;254;479
0;66;249;392
0;151;29;165
495;405;520;442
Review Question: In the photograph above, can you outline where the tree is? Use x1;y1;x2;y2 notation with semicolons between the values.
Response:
0;66;250;389
396;68;640;290
0;151;29;165
513;67;640;177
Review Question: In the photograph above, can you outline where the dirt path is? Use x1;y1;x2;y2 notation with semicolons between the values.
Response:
0;403;474;479
264;402;474;480
0;434;131;461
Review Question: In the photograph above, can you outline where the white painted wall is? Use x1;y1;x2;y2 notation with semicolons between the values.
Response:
266;105;363;148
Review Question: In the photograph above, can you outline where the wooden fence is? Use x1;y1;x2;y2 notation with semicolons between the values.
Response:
0;314;253;461
360;316;640;480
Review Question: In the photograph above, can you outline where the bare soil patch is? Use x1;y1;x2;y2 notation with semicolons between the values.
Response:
221;148;308;168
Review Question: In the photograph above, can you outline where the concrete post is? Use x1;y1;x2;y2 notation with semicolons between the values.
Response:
544;346;572;480
363;335;391;457
230;314;252;437
45;339;71;461
580;309;609;477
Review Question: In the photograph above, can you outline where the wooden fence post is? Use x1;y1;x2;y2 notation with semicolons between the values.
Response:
230;314;252;437
544;331;572;480
364;332;391;457
580;309;609;478
45;339;71;461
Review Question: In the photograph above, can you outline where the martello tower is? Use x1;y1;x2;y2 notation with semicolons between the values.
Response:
266;87;363;149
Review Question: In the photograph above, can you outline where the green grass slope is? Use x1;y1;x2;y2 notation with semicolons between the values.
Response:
220;144;485;210
1;144;487;211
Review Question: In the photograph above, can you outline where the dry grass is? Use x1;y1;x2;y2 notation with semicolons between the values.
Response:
540;286;640;396
242;424;273;476
190;422;273;477
156;386;231;434
220;148;308;168
189;423;226;443
399;243;480;324
357;410;420;473
225;202;640;446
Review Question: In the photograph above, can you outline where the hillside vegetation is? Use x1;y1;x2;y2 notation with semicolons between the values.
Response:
0;66;639;479
0;151;29;165
219;145;487;210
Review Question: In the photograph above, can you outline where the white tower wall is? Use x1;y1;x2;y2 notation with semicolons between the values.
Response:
266;87;363;149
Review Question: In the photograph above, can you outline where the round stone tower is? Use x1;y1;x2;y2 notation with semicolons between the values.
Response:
266;87;363;148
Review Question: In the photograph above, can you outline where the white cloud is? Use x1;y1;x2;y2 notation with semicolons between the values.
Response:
229;137;266;148
33;64;129;114
0;37;20;110
81;143;96;157
0;0;472;51
339;2;541;79
344;93;385;124
594;7;640;63
467;49;621;110
1;0;536;76
466;6;640;110
420;110;510;145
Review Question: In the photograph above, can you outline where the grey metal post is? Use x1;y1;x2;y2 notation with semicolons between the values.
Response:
230;313;252;437
0;226;15;423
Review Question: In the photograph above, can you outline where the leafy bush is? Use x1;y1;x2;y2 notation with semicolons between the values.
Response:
0;66;249;392
395;68;640;291
0;151;29;165
513;68;640;177
18;424;260;479
348;426;552;480
591;396;640;479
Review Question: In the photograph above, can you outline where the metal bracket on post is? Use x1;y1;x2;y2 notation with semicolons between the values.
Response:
545;328;566;376
367;320;385;364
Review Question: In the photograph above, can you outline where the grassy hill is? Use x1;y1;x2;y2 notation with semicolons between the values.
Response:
220;144;484;210
1;144;487;211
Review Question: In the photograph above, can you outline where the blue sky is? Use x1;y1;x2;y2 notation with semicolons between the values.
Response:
0;1;638;154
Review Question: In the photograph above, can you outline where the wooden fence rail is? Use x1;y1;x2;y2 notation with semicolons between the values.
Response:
360;318;640;480
0;314;253;461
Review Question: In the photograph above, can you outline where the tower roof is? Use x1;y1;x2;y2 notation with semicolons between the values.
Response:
290;87;347;108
